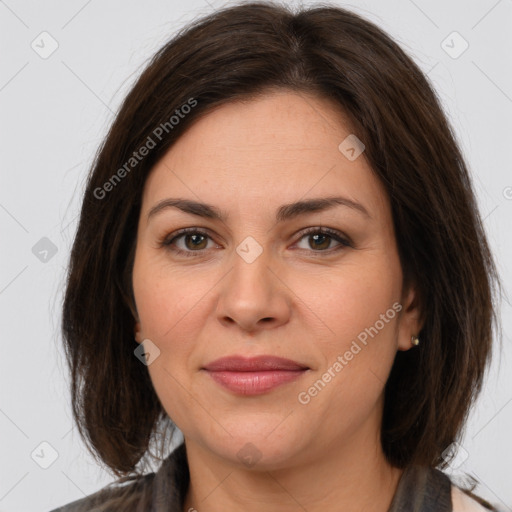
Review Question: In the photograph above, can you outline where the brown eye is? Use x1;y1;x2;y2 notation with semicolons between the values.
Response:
161;228;216;257
308;233;331;250
161;226;351;258
295;228;352;253
183;233;208;250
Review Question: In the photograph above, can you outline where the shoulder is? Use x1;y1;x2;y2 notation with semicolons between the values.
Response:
389;464;500;512
451;484;497;512
49;443;188;512
48;472;155;512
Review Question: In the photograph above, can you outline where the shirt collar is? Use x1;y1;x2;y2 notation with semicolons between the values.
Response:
150;443;452;512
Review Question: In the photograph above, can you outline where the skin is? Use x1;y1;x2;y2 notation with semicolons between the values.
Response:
132;90;422;512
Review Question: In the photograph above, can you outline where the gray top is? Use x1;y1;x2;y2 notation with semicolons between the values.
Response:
48;443;489;511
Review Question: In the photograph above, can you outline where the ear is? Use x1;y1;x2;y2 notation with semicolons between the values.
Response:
397;283;424;351
134;321;143;344
130;297;143;343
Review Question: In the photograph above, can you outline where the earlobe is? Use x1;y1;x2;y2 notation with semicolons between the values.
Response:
134;321;143;343
397;284;424;351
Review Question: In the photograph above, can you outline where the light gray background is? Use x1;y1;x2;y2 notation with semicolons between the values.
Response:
1;0;511;510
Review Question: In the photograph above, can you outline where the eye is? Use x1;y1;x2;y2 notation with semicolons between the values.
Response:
160;228;218;257
293;227;352;253
159;226;352;258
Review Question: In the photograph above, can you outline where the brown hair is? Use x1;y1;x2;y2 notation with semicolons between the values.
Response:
61;0;499;481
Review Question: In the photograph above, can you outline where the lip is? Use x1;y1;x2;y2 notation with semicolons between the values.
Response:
202;356;309;396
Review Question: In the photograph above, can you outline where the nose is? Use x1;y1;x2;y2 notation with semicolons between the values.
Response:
215;246;291;334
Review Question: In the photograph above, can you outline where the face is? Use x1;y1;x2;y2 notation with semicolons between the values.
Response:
132;90;421;470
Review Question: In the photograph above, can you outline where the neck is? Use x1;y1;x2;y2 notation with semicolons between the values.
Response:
182;429;403;512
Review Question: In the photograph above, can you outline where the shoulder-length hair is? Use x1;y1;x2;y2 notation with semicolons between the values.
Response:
61;0;499;477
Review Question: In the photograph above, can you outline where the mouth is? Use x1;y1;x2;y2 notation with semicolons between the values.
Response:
202;355;309;396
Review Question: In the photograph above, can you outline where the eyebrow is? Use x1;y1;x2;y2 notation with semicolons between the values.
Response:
147;196;371;224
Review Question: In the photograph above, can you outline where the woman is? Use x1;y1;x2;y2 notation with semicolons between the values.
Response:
52;2;501;511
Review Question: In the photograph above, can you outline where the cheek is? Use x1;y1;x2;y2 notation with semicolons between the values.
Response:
291;256;401;344
131;253;219;403
132;251;212;340
290;255;402;414
293;267;400;436
132;265;206;428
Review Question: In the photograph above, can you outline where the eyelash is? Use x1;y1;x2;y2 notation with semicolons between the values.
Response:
159;226;353;258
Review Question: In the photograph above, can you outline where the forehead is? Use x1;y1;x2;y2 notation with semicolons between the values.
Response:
141;91;389;221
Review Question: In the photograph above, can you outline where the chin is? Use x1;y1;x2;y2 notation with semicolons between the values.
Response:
198;423;309;471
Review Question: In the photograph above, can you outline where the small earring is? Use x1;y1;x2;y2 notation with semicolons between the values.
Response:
411;335;420;346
